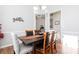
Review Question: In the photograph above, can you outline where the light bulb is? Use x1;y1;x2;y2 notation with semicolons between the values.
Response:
33;6;38;11
41;6;47;10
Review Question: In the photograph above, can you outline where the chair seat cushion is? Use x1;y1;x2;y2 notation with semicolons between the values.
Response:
19;44;33;54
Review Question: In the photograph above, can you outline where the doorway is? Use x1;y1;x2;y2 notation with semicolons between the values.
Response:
36;14;45;30
50;11;61;33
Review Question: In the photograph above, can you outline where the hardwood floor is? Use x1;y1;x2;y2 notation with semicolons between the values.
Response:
55;39;62;54
0;46;14;54
0;39;62;54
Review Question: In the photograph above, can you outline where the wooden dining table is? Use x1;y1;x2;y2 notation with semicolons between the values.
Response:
18;35;44;44
18;35;44;53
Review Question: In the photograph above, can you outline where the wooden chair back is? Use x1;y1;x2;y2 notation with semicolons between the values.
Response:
43;32;49;53
43;32;46;52
50;31;55;53
25;30;34;36
35;32;50;54
34;30;41;35
50;31;55;43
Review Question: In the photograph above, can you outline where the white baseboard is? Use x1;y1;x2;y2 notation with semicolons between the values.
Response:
61;31;79;35
0;44;13;49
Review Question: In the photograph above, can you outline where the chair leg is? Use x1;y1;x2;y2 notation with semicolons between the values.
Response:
54;42;57;53
50;44;53;53
43;50;46;54
13;50;15;54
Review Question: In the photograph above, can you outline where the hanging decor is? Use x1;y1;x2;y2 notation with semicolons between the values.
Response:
13;17;24;22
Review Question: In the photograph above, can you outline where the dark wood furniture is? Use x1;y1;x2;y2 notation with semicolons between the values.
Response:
34;30;41;35
35;32;50;54
25;30;34;36
49;31;57;53
19;35;44;54
19;35;43;44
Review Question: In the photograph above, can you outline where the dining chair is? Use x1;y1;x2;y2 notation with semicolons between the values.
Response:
49;31;57;53
11;32;33;54
34;30;41;35
26;30;34;36
35;32;50;54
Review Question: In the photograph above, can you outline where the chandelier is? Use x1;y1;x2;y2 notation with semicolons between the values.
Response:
33;5;47;14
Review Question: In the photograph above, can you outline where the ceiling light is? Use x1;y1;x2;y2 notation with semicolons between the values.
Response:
33;6;38;11
41;6;47;10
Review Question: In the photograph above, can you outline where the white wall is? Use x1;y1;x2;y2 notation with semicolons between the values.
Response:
46;5;79;36
45;6;61;32
61;6;79;53
0;5;35;48
1;5;79;53
1;5;35;32
0;6;4;24
47;5;79;53
47;5;79;33
61;6;79;33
